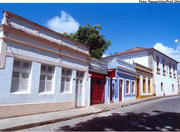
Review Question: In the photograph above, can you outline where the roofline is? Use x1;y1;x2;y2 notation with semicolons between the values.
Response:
3;10;89;50
2;24;89;57
103;48;149;59
103;47;179;64
116;57;135;67
151;48;179;63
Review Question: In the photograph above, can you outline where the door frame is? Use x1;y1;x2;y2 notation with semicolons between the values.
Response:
75;71;85;107
136;77;140;98
118;78;124;101
90;77;105;105
110;78;113;101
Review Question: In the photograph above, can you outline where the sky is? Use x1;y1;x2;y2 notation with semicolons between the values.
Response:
0;3;180;69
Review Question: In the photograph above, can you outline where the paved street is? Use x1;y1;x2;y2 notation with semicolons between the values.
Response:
23;96;180;131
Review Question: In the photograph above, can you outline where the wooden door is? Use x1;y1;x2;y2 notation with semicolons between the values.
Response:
91;78;105;105
119;79;123;101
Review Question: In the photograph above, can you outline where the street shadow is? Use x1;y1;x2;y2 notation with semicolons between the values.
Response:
58;111;180;131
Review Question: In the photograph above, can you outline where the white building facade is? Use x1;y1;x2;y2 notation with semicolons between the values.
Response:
0;11;90;118
103;47;179;97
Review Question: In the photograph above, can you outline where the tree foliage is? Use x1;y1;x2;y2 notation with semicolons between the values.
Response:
64;24;111;58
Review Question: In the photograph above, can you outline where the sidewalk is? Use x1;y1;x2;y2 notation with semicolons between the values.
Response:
0;95;176;131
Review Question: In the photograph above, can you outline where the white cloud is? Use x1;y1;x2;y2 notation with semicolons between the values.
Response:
47;11;79;34
153;43;180;72
102;53;107;57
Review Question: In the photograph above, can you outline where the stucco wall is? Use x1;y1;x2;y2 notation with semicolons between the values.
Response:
0;30;3;53
0;59;73;105
0;11;90;107
153;51;178;96
104;50;178;97
8;15;88;54
7;41;59;63
0;56;14;104
117;51;149;67
107;58;136;103
0;57;90;109
116;69;136;101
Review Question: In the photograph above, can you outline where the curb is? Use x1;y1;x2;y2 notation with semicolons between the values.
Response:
1;95;178;131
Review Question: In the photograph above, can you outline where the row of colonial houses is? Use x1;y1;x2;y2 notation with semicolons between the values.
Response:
0;10;178;118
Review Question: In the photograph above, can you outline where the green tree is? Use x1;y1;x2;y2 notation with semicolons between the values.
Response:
64;24;111;58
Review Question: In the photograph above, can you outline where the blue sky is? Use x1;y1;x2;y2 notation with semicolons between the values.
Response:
1;3;180;64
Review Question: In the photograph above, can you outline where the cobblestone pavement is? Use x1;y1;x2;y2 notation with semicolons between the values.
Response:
22;96;180;131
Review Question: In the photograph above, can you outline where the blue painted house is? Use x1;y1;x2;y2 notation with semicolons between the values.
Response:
103;57;136;103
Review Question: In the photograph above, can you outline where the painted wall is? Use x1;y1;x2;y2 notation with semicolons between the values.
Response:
137;75;153;97
0;30;3;53
7;40;59;63
106;49;178;97
3;11;89;55
116;68;136;102
106;58;136;103
0;11;90;107
153;51;178;96
0;56;90;106
104;51;149;68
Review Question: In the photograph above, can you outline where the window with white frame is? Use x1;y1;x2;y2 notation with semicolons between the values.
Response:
131;81;135;94
76;71;84;94
39;64;54;93
126;80;130;94
11;59;31;93
61;68;72;93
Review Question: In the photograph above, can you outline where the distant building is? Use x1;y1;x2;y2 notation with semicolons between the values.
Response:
0;10;90;118
103;47;179;97
104;58;136;103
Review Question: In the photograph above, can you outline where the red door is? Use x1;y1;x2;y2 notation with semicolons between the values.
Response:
91;78;105;105
119;80;123;101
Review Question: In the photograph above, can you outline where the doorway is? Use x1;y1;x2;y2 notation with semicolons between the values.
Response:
91;78;105;105
136;77;140;98
119;79;123;101
75;71;84;107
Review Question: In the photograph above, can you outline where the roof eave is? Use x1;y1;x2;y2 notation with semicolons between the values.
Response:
151;48;179;63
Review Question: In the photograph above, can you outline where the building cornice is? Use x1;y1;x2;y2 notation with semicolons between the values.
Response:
3;36;89;64
2;24;89;58
150;48;179;64
3;10;89;50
